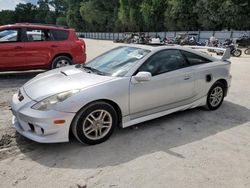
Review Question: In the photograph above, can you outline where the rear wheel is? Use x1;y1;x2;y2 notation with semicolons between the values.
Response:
232;49;242;57
206;82;225;110
72;102;118;145
51;56;72;69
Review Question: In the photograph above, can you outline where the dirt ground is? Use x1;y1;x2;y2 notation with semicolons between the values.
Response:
0;39;250;188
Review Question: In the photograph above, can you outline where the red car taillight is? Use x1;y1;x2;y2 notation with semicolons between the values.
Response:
78;39;86;53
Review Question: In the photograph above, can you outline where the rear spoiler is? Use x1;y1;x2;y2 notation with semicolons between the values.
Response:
185;46;231;60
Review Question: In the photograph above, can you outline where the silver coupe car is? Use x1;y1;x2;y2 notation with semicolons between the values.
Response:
11;45;232;145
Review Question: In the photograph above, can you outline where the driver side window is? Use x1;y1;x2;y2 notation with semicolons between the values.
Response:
138;49;187;76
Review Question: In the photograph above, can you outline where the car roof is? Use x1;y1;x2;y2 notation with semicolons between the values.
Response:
0;23;71;31
122;44;218;61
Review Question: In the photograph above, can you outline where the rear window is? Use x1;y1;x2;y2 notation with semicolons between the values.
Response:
25;28;53;42
51;30;69;41
181;50;211;66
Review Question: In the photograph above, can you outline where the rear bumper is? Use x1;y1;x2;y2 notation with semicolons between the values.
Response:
74;53;86;65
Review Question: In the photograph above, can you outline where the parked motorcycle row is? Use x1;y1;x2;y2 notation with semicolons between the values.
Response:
113;32;202;45
114;32;250;57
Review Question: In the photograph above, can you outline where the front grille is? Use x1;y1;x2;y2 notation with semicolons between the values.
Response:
18;90;24;102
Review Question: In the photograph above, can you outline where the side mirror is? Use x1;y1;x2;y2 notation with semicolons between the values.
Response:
132;71;152;83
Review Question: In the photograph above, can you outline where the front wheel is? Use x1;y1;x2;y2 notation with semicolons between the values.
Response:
206;82;225;110
244;48;250;55
72;102;118;145
232;49;242;57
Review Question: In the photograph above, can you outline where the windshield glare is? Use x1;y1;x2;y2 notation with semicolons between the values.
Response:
85;46;150;77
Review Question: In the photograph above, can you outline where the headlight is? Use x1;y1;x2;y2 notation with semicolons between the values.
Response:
32;90;80;111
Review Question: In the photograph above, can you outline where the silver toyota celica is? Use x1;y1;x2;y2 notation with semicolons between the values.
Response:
11;45;232;145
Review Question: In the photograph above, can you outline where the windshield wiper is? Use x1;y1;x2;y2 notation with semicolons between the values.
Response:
82;65;107;75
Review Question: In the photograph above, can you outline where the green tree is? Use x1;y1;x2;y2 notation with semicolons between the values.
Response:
140;0;167;31
15;3;37;23
140;1;154;30
80;0;119;31
80;1;105;31
66;0;84;30
0;10;15;25
49;0;68;16
35;0;51;23
194;0;250;30
56;16;67;25
2;0;250;31
164;0;199;31
118;0;142;31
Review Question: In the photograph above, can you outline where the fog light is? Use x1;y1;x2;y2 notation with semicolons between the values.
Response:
28;123;35;132
41;128;44;135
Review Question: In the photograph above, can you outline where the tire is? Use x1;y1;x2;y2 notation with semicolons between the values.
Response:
72;102;118;145
244;48;250;55
232;49;242;57
51;56;73;69
206;82;225;110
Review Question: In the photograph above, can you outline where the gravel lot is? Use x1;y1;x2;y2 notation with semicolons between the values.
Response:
0;39;250;188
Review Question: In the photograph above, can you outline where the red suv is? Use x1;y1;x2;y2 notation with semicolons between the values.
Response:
0;23;86;71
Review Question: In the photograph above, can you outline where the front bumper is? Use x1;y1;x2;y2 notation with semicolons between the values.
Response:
11;89;76;143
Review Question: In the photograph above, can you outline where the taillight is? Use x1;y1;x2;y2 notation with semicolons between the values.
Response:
78;39;86;52
82;40;86;52
81;44;85;52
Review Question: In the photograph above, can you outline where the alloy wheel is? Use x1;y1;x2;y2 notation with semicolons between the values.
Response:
209;86;223;107
82;109;113;140
56;59;70;68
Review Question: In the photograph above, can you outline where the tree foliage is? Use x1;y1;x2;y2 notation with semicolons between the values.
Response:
0;0;249;31
0;10;15;25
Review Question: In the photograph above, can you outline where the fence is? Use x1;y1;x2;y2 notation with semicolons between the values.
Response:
78;31;250;42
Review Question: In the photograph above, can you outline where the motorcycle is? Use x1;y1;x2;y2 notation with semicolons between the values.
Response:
164;37;174;44
236;35;250;48
216;39;242;57
206;38;220;52
148;35;164;45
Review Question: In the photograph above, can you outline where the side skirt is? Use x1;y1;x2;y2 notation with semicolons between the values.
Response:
122;96;207;128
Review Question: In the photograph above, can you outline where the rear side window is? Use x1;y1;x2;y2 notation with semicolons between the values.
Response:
181;50;211;66
51;30;69;41
25;28;54;42
0;29;20;43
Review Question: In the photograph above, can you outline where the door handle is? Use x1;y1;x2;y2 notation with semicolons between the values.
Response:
51;45;58;48
15;46;22;49
184;75;192;80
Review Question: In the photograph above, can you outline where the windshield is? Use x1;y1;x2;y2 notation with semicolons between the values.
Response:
82;46;150;77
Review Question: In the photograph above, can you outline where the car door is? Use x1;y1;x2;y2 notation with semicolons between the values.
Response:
0;28;26;70
129;49;195;118
23;28;54;68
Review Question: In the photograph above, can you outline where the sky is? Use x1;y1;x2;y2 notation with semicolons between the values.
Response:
0;0;38;11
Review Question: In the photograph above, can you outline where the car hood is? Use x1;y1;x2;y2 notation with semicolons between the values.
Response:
23;66;116;101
